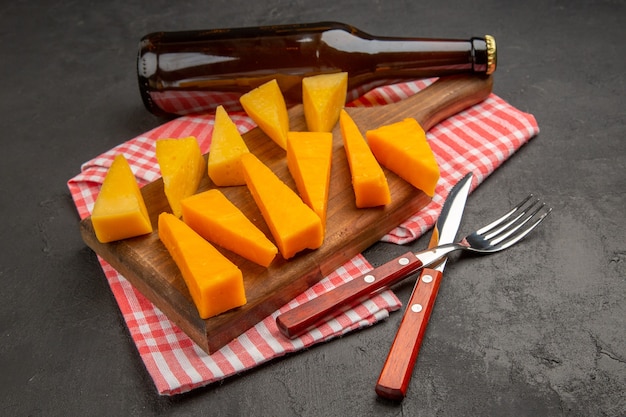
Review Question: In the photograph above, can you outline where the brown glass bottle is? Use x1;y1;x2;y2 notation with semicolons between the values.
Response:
138;22;496;118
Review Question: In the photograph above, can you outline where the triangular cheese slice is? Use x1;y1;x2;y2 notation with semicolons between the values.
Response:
208;105;250;186
239;79;290;150
156;137;205;217
339;109;391;208
91;154;153;243
366;118;440;197
302;72;348;132
241;153;323;259
181;189;278;267
158;212;246;319
286;131;333;230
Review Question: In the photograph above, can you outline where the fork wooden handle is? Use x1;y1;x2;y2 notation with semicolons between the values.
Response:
375;267;443;400
276;252;422;339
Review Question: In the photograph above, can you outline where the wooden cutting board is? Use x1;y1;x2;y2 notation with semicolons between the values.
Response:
80;75;493;354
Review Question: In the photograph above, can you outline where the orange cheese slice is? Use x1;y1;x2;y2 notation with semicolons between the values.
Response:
302;72;348;132
155;136;206;218
158;212;246;319
339;109;391;208
241;153;323;259
286;131;333;229
91;154;153;243
366;118;440;197
208;105;250;186
181;189;278;267
240;79;289;150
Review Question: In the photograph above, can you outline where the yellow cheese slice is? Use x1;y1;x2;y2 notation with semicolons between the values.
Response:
241;153;323;259
91;154;153;243
181;189;278;267
286;131;333;230
208;105;250;186
239;79;290;150
158;212;246;319
302;72;348;132
155;136;205;217
339;109;391;208
366;118;440;197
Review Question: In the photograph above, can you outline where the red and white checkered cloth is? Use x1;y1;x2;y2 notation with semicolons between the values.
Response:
67;78;539;395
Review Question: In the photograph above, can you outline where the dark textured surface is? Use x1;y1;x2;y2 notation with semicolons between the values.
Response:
1;1;624;416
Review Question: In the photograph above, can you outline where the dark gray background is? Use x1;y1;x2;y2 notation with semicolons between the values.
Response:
1;1;624;416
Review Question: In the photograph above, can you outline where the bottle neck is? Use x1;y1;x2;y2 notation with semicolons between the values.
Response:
316;29;493;84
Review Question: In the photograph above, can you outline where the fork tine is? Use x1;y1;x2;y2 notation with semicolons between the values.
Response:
490;200;545;244
475;194;534;236
482;197;542;241
491;204;552;250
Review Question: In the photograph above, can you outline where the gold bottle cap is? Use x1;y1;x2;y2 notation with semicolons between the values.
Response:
485;35;497;75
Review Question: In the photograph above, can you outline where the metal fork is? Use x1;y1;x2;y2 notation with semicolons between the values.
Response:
276;195;552;338
424;194;551;262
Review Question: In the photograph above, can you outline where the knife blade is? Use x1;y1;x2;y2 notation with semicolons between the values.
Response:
275;173;474;339
375;172;473;400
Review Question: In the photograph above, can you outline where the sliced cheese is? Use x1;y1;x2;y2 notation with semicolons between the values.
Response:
302;72;348;132
339;109;391;208
181;189;278;267
366;118;440;197
208;105;250;186
91;154;153;243
240;153;323;259
239;80;289;149
239;79;289;150
158;212;246;319
156;136;206;218
286;131;333;229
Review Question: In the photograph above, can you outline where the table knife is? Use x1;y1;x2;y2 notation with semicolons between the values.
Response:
375;172;473;400
276;173;474;339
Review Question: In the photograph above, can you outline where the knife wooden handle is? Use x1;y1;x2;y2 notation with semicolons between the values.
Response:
276;252;423;339
375;267;443;401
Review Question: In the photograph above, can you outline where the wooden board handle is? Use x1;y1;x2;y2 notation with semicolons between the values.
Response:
397;75;493;131
347;75;494;131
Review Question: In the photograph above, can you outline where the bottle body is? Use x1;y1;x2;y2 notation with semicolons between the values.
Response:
138;22;496;117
